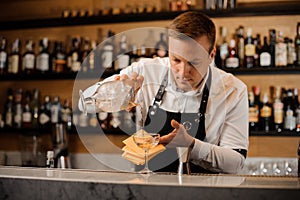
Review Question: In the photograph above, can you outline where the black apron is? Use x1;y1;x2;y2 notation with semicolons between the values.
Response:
140;68;247;173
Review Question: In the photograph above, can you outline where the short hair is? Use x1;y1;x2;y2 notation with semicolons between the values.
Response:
168;11;216;54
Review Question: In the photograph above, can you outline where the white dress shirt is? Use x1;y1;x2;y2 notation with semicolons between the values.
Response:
80;57;249;173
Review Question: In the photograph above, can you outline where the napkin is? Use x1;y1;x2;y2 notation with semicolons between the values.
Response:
121;130;166;165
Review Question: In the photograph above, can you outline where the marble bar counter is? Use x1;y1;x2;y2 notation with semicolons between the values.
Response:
0;166;299;200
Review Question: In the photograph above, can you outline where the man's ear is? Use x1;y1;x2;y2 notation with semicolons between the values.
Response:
210;47;216;60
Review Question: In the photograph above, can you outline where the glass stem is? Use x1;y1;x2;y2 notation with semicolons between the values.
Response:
144;149;149;170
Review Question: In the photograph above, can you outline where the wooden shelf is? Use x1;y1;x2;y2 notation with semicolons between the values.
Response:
0;3;299;31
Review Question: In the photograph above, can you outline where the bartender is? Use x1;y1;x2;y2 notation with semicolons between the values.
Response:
79;11;249;174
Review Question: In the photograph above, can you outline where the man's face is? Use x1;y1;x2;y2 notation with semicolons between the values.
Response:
168;35;213;92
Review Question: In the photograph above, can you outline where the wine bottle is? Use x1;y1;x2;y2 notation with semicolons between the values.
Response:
269;29;276;67
51;96;62;124
275;31;287;67
36;38;51;73
31;89;40;129
61;99;73;132
284;89;296;131
248;91;259;131
23;40;35;74
259;36;272;67
273;86;284;132
8;39;21;74
4;88;14;128
80;37;91;73
295;22;300;66
236;26;245;68
153;32;168;58
259;92;273;132
67;36;81;72
39;96;51;129
101;30;115;73
114;34;130;71
0;37;7;75
216;26;228;68
13;88;23;129
244;28;255;68
22;90;33;129
225;39;239;68
52;41;67;73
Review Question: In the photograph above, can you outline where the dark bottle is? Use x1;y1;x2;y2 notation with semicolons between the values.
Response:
248;91;259;131
101;30;115;73
80;37;91;73
13;88;23;129
225;39;239;69
61;99;73;132
51;96;62;124
259;92;273;132
22;90;33;129
236;26;245;68
259;36;272;67
39;96;52;129
294;88;300;110
0;37;8;75
22;40;35;74
269;29;276;67
52;41;67;73
36;38;51;73
215;26;228;68
31;89;40;129
153;32;168;58
4;88;14;128
295;22;300;66
67;36;81;72
284;89;296;131
253;34;261;68
114;34;130;71
253;85;262;109
273;86;284;132
130;44;139;64
8;39;21;74
244;28;255;68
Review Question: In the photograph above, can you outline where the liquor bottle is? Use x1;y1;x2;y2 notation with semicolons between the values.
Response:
88;40;97;72
114;34;130;71
4;88;14;128
273;86;284;132
51;96;62;124
36;38;51;73
31;89;40;129
0;37;7;75
294;88;300;110
298;141;300;177
253;34;261;68
287;38;295;67
80;37;91;73
248;91;259;131
236;26;245;68
101;30;115;73
8;39;21;74
259;36;272;67
153;32;168;58
259;92;273;132
52;41;67;73
269;29;276;67
294;88;300;132
275;31;287;67
244;28;255;68
22;90;33;129
39;96;51;129
130;44;139;64
284;89;296;131
22;39;35;74
97;111;109;129
67;36;81;72
295;22;300;66
253;85;262;109
61;99;73;132
13;88;23;129
225;39;239;68
215;26;228;68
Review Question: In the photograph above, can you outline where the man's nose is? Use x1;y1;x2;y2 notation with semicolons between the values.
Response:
178;62;190;76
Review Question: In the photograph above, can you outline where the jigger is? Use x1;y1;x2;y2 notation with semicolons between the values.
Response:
176;147;191;175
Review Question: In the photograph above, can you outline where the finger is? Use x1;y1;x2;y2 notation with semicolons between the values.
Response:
129;72;138;81
114;75;120;80
159;132;176;144
171;119;180;129
119;74;129;80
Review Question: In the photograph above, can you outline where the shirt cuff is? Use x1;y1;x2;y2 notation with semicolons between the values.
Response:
190;139;211;160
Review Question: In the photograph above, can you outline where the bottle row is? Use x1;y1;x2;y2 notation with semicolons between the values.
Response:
215;22;300;69
0;30;168;76
248;85;300;133
0;87;136;134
